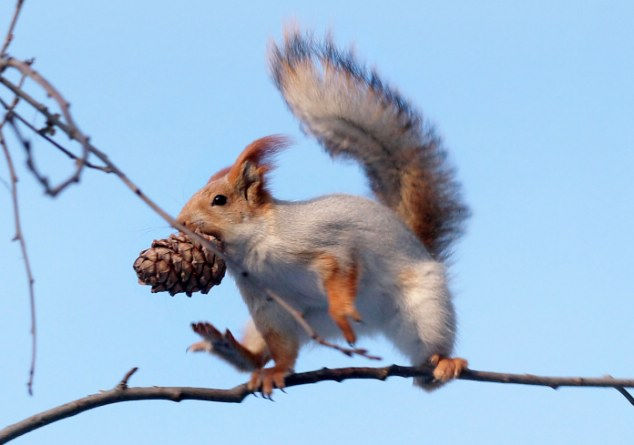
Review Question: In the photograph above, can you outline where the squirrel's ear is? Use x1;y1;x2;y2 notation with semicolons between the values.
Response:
228;135;290;206
234;159;267;205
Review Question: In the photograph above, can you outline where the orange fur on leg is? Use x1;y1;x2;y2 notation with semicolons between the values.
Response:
247;330;298;396
314;254;362;344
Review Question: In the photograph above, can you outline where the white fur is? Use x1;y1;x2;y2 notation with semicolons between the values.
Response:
225;194;456;367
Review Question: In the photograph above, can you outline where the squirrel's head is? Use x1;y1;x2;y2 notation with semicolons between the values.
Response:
177;135;289;242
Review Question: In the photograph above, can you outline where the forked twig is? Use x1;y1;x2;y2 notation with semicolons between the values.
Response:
0;59;89;196
0;98;112;173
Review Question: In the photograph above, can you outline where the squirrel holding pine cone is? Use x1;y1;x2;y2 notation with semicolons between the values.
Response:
135;28;469;395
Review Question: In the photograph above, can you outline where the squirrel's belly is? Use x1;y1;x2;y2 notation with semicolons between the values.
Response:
250;261;327;310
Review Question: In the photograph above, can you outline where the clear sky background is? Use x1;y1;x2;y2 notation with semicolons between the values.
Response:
1;1;633;444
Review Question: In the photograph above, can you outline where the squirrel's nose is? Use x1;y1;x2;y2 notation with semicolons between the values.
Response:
176;213;193;230
178;217;204;231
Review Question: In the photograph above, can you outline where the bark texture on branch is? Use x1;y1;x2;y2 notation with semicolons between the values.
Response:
1;365;633;443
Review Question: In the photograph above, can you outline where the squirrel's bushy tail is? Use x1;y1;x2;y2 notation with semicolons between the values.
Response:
270;28;469;260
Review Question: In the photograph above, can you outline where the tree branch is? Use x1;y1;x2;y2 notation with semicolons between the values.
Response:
1;365;633;443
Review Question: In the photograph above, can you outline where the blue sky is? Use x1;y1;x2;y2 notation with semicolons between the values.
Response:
1;1;633;444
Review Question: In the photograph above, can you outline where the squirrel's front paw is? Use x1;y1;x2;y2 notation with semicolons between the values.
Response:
188;322;225;352
248;366;290;396
188;322;264;371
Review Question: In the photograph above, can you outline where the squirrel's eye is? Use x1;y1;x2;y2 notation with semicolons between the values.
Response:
211;194;227;206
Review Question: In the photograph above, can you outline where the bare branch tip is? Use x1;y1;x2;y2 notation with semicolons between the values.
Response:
116;367;139;390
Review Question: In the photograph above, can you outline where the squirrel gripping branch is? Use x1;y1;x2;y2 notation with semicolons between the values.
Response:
180;28;470;395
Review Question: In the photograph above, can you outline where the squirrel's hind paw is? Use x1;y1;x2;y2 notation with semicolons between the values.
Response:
430;354;468;382
248;366;290;396
414;355;468;391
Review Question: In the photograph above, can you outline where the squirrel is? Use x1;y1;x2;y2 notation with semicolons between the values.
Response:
180;28;470;395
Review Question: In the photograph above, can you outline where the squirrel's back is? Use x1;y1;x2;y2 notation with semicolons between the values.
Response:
273;194;428;262
270;29;469;260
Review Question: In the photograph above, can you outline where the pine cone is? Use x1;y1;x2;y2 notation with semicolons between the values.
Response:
133;232;226;296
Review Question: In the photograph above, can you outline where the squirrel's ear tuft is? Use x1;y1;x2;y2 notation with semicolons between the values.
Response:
228;135;290;206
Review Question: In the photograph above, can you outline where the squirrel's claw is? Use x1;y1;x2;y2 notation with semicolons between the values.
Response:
248;367;289;396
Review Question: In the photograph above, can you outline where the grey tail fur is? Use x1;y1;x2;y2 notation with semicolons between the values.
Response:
269;29;469;260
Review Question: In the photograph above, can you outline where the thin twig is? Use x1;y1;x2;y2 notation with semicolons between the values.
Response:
5;115;49;191
116;367;139;390
0;59;88;196
0;0;25;57
0;71;37;395
1;365;634;443
0;130;36;396
0;98;112;173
